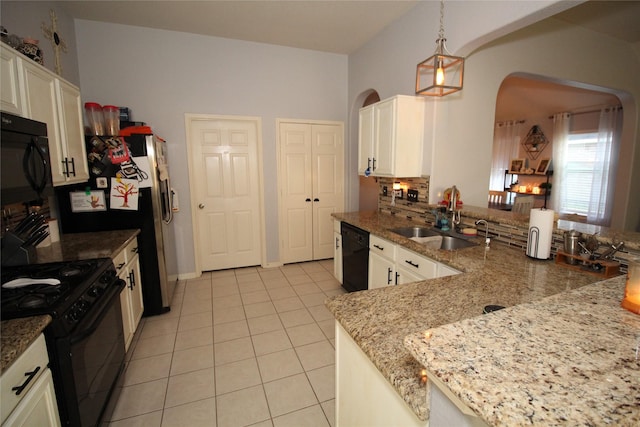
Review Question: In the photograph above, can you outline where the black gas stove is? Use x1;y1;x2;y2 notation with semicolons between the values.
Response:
1;258;126;426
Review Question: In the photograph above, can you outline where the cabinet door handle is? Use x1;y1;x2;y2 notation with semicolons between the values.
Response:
117;262;125;270
335;237;339;250
395;272;399;285
128;269;135;289
373;244;384;251
131;246;139;254
62;159;69;177
387;268;392;285
305;198;311;202
405;260;419;268
12;366;41;396
69;157;76;177
367;158;371;171
372;157;376;171
313;198;319;202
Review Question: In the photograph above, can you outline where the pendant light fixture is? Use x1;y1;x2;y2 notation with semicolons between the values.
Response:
415;0;464;97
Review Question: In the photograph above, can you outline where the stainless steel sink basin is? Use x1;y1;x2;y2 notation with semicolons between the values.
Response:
440;236;477;250
388;227;440;238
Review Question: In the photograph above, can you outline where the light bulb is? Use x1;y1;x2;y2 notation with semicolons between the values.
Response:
436;67;445;86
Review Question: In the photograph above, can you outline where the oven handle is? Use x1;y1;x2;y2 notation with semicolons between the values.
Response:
69;279;126;345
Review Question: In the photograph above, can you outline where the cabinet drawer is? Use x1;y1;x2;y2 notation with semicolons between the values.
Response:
113;250;126;274
369;235;396;261
396;246;436;279
125;239;139;263
0;334;49;423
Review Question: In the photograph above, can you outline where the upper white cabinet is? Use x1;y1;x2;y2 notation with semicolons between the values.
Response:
358;95;425;177
3;43;89;185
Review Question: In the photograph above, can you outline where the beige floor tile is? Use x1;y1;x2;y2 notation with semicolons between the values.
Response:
256;348;303;383
263;373;318;417
110;378;167;421
212;293;243;309
214;336;255;365
216;385;270;427
175;326;213;351
280;265;306;276
170;345;214;376
293;283;323;296
215;357;261;395
247;314;283;335
178;311;213;331
278;308;314;328
123;353;172;386
165;367;216;408
300;262;327;273
267;286;297;301
317;319;335;340
161;397;216;427
241;289;271;305
262;276;291;289
244;301;277;319
307;270;334;282
213;306;246;325
252;330;292;356
323;288;346;298
212;284;240;297
315;279;341;292
131;334;175;360
321;399;336;427
109;410;163;427
211;275;238;287
214;319;250;343
272;296;305;313
286;323;326;347
299;293;328;307
140;317;179;340
295;341;334;371
238;280;267;294
306;365;335;402
287;274;313;286
236;272;261;283
307;304;333;322
181;299;213;315
272;404;330;427
258;268;285;279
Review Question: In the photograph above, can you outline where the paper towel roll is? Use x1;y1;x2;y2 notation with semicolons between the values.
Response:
527;208;554;259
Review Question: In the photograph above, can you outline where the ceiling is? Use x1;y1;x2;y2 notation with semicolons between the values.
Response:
59;1;640;55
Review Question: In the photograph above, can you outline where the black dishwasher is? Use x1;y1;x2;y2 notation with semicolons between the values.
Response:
341;223;369;292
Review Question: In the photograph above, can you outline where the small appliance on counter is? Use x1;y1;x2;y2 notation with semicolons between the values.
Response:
526;208;554;259
55;127;178;316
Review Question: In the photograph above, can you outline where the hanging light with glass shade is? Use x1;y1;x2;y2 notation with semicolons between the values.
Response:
415;0;464;97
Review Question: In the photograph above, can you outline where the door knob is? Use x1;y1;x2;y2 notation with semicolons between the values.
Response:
199;203;205;209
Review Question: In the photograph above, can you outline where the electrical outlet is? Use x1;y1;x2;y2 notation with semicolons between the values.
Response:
407;189;418;202
382;186;388;196
393;189;403;199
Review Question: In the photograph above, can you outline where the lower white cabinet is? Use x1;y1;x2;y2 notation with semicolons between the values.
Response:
368;235;397;289
395;246;437;284
115;238;144;351
333;220;343;284
0;334;60;427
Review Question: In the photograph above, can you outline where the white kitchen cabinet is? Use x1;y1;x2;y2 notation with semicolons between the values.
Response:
279;121;344;263
0;334;60;427
1;44;24;115
437;263;461;277
358;95;425;177
368;234;397;289
333;220;343;283
11;46;88;185
336;322;427;427
396;246;437;284
115;238;144;351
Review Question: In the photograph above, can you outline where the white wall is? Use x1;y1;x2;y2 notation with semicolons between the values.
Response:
75;20;348;276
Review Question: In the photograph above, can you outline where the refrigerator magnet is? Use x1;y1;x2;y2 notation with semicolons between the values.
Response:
70;191;107;212
110;178;139;210
96;177;108;189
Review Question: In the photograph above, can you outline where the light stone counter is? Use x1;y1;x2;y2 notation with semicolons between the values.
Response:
326;211;603;422
405;276;640;426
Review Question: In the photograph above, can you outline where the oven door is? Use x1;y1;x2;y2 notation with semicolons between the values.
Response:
50;281;126;427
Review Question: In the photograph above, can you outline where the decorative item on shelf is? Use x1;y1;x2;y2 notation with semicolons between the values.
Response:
18;37;44;65
518;185;527;193
532;186;541;194
415;0;464;97
41;9;67;76
535;158;551;175
509;158;525;174
622;258;640;314
522;125;549;160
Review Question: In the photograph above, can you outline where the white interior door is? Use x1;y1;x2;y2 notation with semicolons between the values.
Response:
187;116;262;271
279;123;313;263
278;121;343;264
312;124;344;259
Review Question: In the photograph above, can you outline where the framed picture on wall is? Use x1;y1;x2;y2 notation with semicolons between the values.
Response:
535;158;551;175
509;158;525;173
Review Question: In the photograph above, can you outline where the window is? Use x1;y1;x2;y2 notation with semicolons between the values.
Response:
562;131;599;215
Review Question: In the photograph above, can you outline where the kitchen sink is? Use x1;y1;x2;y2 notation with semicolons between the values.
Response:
388;226;440;238
389;227;477;251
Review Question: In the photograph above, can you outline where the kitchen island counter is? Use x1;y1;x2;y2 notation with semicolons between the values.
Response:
326;211;620;422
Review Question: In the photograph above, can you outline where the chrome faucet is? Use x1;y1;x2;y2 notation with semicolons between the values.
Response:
449;185;461;228
475;219;490;248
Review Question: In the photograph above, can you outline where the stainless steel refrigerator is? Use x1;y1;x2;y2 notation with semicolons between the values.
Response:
56;132;177;316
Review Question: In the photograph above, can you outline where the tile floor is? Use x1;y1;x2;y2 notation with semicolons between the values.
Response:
106;260;345;427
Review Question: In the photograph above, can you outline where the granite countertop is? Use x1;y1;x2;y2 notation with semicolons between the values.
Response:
1;229;140;373
1;316;51;373
405;276;640;425
326;211;603;422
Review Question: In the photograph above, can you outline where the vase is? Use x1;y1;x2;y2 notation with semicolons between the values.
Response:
18;38;43;65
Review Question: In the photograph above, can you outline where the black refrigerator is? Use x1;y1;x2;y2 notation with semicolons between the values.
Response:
56;132;177;316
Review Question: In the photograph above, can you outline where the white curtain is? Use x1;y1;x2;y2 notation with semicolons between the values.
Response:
490;120;522;191
588;107;621;225
551;112;571;212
